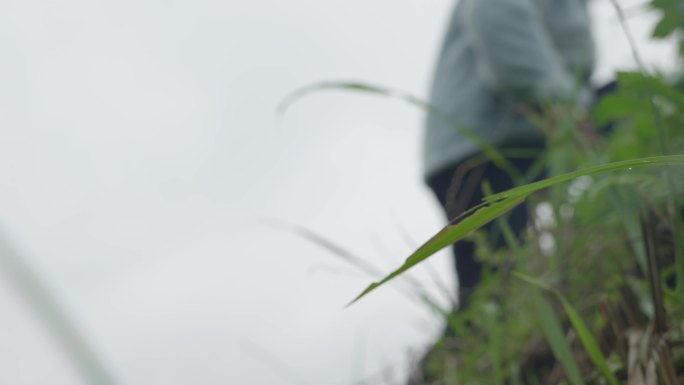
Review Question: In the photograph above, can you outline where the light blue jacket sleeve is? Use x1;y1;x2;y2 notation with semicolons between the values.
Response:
463;0;583;103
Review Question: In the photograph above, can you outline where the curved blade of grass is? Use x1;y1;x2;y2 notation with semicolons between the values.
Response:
0;231;117;385
262;219;441;308
560;297;620;385
279;81;522;181
350;155;684;306
515;273;620;385
241;341;315;385
484;155;684;203
530;289;586;385
262;219;385;278
483;303;504;385
611;0;684;297
489;155;684;291
489;188;585;385
347;195;526;306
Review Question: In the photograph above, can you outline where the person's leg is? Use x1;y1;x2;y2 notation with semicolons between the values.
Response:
408;158;539;385
427;157;538;310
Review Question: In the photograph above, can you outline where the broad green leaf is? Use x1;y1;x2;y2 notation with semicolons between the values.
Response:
650;0;684;39
595;94;646;126
653;14;681;38
614;72;684;106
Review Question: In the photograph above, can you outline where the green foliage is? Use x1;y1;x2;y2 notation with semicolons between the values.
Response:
651;0;684;59
349;155;684;305
515;273;620;385
651;0;684;38
291;0;684;383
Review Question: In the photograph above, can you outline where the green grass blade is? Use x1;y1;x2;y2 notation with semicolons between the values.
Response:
0;232;117;385
515;273;620;385
490;189;585;385
279;81;522;181
349;155;684;306
347;195;526;306
277;81;399;116
530;288;586;385
262;219;385;278
484;155;684;203
674;207;684;295
484;303;504;385
513;273;553;291
559;297;620;385
263;219;443;308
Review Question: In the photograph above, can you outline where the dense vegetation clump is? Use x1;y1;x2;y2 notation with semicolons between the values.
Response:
339;2;684;384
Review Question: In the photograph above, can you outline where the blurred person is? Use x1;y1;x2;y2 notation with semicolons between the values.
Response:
424;0;594;311
411;0;595;382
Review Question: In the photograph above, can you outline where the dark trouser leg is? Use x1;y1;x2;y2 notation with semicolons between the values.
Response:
427;158;538;310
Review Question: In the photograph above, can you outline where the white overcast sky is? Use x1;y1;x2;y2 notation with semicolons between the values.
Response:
0;1;678;384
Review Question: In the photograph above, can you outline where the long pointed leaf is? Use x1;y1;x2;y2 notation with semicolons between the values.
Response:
350;155;684;305
484;155;684;203
347;195;526;305
530;289;586;385
279;81;522;181
0;231;117;385
492;195;585;385
515;273;620;385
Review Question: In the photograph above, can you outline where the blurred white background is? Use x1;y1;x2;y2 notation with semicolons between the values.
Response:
0;0;678;384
